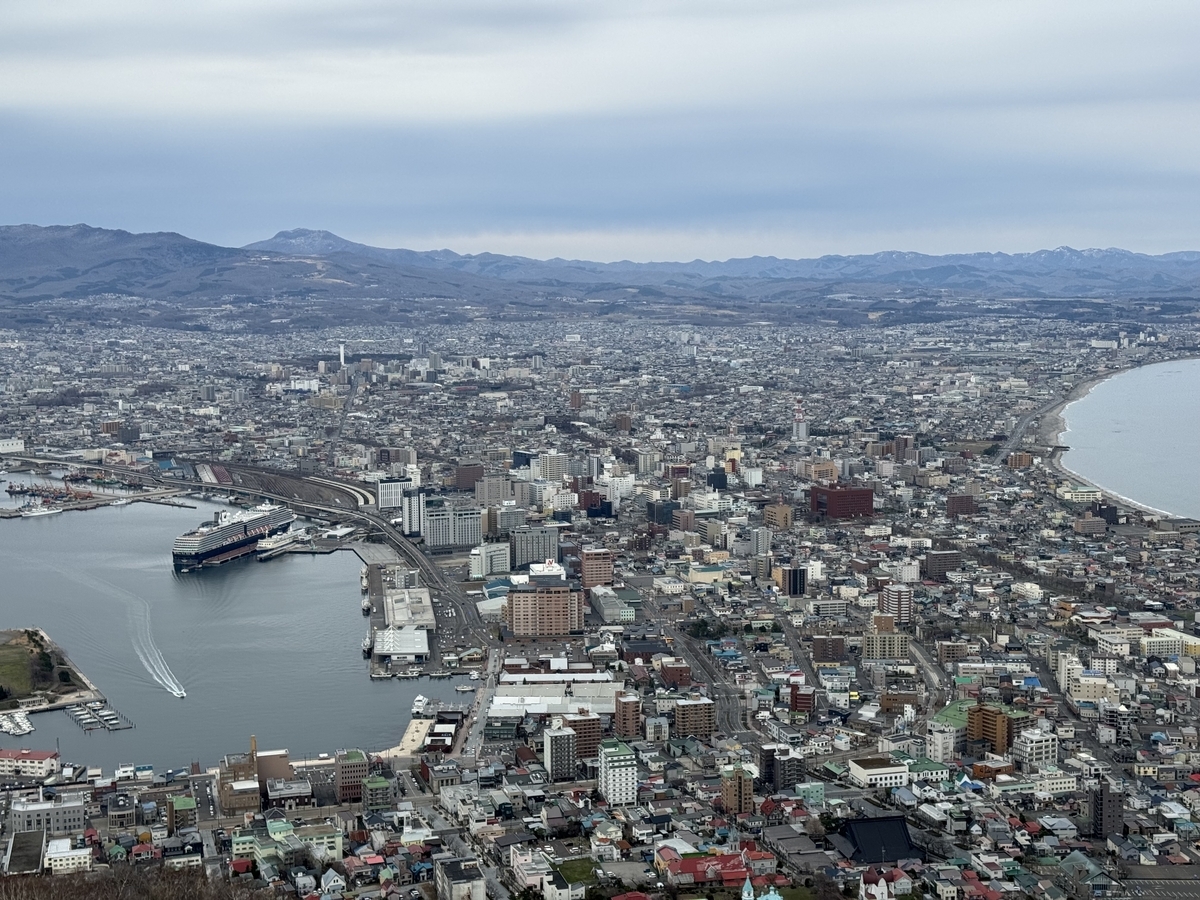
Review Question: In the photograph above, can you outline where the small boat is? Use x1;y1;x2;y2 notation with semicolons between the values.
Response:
111;498;131;506
412;694;431;717
456;685;475;693
362;598;372;615
172;689;186;699
469;671;480;680
362;635;373;657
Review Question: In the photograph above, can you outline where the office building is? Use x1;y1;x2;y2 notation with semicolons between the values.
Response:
424;502;483;549
721;764;755;814
469;543;511;579
455;461;485;491
763;503;794;530
8;792;88;835
809;485;874;519
544;727;578;781
597;740;637;806
510;525;559;569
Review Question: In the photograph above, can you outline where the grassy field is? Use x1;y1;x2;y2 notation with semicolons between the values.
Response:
779;888;815;900
556;859;599;885
0;641;33;698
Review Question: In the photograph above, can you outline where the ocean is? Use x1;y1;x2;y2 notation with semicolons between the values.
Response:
1061;357;1200;519
0;481;469;772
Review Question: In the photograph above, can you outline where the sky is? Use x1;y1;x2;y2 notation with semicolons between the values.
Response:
1;0;1199;261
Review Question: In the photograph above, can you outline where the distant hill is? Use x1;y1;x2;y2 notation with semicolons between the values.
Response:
247;228;1200;295
2;224;1200;315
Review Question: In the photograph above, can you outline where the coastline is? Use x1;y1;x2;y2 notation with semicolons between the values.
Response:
1029;360;1185;520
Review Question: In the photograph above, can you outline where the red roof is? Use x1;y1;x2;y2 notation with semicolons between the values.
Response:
0;748;58;760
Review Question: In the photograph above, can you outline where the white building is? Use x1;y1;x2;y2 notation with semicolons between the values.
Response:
43;838;91;875
1012;728;1059;773
0;749;60;780
847;757;909;789
597;739;637;805
469;543;512;579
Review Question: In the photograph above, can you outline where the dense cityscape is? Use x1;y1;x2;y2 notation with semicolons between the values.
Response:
1;312;1199;900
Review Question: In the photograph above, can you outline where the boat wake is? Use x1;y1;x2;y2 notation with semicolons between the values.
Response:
50;567;187;698
130;599;187;698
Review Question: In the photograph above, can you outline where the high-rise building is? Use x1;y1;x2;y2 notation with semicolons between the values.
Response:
538;452;568;482
879;584;914;625
544;727;578;781
1091;778;1122;838
362;775;392;812
510;525;559;569
674;696;717;738
966;701;1018;756
615;691;642;738
862;632;910;660
468;543;512;579
580;547;614;589
562;711;602;759
763;503;794;530
217;735;260;815
378;477;417;510
809;485;874;519
597;739;637;806
475;475;512;505
811;635;846;663
504;577;586;636
721;764;755;814
424;503;483;549
455;461;485;491
775;565;807;597
773;747;806;791
334;749;369;803
1012;728;1059;773
400;490;427;537
750;527;772;556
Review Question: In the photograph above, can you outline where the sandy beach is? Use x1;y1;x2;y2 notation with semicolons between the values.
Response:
1028;363;1178;519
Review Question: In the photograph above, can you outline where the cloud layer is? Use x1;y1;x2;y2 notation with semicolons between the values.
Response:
1;1;1198;259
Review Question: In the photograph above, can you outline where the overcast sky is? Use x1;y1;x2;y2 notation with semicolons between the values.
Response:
2;0;1198;260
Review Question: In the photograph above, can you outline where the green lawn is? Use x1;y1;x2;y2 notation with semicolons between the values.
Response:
556;859;599;885
779;887;815;900
0;643;33;697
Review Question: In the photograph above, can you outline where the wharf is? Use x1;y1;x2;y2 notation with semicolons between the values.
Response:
383;718;435;763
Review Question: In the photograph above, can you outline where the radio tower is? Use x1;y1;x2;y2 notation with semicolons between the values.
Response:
792;398;809;442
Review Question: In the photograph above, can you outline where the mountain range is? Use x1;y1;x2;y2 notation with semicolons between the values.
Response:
2;224;1200;325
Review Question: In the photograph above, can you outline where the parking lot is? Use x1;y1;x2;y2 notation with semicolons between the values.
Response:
1126;879;1200;898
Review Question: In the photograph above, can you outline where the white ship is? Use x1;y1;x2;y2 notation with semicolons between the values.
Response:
20;504;62;518
173;503;295;569
412;694;431;717
256;528;303;557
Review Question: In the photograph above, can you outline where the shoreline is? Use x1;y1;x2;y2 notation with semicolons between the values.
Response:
1029;357;1195;520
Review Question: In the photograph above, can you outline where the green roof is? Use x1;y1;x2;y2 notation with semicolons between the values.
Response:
908;757;949;773
171;796;197;810
340;749;366;762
